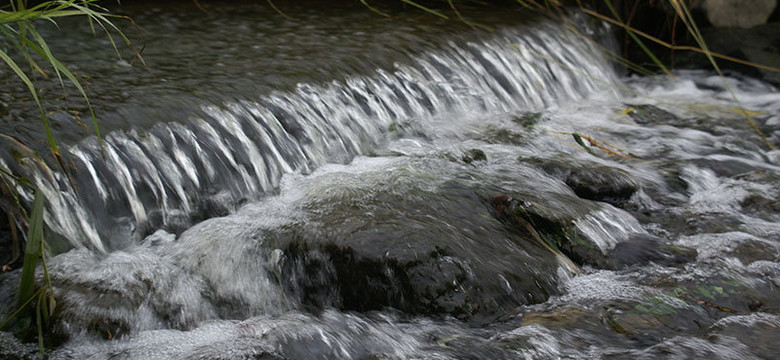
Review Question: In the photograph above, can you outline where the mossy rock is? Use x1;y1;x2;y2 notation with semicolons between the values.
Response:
494;193;694;270
493;194;606;267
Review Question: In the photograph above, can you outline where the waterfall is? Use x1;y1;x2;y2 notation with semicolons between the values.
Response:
3;18;620;252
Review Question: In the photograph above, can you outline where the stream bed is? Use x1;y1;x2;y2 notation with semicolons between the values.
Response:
1;3;779;359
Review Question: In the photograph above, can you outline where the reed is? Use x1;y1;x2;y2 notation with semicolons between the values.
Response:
0;187;52;357
1;1;139;355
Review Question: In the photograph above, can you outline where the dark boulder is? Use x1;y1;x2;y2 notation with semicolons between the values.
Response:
264;170;564;323
521;157;640;206
601;234;697;269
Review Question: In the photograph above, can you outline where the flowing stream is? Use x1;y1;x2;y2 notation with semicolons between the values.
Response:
1;3;779;359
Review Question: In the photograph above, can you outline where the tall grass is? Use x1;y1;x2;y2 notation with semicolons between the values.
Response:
1;1;138;355
0;183;52;356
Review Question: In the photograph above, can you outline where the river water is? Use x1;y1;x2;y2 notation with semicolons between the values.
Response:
1;3;779;359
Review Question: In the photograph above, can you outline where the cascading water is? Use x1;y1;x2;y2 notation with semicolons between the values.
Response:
3;17;618;252
1;4;779;360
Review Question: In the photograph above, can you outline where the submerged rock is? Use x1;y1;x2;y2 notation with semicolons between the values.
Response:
461;148;487;164
731;240;779;264
625;104;679;125
266;171;563;322
709;314;780;359
603;234;697;270
603;298;709;346
491;192;693;270
521;157;640;206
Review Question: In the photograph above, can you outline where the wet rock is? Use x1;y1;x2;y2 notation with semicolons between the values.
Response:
563;166;638;205
603;234;696;269
492;308;630;358
0;270;19;319
682;280;766;314
461;148;487;164
646;209;744;237
0;215;18;270
511;112;543;128
520;306;590;328
478;126;527;145
521;157;639;206
141;229;177;247
406;252;476;316
625;104;679;125
709;313;780;359
603;298;709;346
768;150;780;165
735;171;780;221
731;240;779;264
740;194;780;216
491;193;603;269
437;152;460;163
491;193;662;270
44;247;220;340
644;271;773;315
690;158;773;178
264;168;563;323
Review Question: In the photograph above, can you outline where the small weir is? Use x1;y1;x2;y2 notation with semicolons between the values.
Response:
3;17;617;251
1;4;778;360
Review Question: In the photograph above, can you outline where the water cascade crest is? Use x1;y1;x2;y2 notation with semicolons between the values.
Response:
2;18;618;252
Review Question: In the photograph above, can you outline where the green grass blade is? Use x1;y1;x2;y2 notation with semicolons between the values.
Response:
28;25;66;88
35;294;44;356
601;0;671;76
360;0;391;17
668;0;775;150
67;2;142;62
5;33;61;155
400;0;449;20
16;190;45;312
0;48;44;112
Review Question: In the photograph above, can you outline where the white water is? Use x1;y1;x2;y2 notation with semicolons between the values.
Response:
6;19;618;252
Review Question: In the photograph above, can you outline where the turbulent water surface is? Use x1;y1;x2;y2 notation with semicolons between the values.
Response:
1;3;779;360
